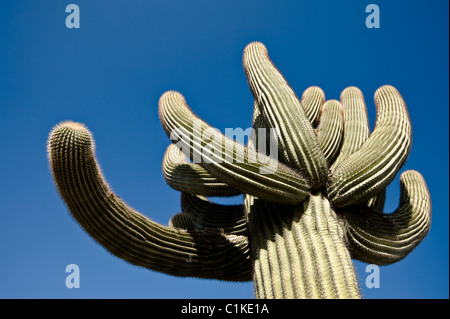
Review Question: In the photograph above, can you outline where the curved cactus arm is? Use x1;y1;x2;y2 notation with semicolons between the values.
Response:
328;85;412;207
330;86;385;210
330;86;370;170
162;143;241;197
159;90;309;205
243;42;328;189
315;100;344;164
180;193;247;235
301;86;325;128
48;121;252;281
340;170;431;265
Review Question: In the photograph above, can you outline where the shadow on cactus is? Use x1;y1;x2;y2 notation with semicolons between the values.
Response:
47;42;431;299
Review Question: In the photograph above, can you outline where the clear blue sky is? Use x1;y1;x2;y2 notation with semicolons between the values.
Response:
0;0;448;299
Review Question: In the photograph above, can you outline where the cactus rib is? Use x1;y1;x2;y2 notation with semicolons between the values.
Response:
248;194;361;299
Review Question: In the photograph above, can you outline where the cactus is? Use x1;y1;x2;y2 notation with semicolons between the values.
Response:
47;42;431;298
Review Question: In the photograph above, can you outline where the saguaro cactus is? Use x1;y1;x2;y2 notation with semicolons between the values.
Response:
48;42;431;298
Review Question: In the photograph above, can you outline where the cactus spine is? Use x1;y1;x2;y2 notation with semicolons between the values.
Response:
48;42;431;298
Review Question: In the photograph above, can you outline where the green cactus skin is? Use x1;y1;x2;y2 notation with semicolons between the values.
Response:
162;143;242;197
247;194;360;298
47;121;251;281
47;42;431;299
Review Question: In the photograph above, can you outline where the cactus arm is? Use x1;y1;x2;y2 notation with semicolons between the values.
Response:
330;86;370;170
340;170;431;265
48;121;252;281
180;193;247;235
162;143;241;197
315;100;344;164
301;86;326;128
159;90;309;205
327;85;412;207
247;195;361;299
330;86;385;209
243;42;328;189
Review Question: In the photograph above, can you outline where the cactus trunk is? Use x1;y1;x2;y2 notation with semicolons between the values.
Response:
248;194;360;299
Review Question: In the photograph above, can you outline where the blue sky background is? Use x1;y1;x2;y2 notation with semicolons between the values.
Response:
0;0;448;299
